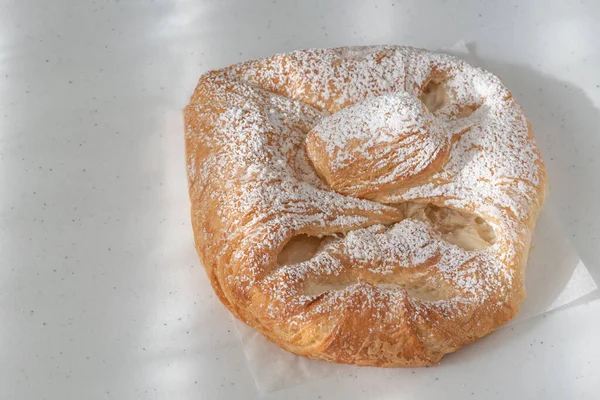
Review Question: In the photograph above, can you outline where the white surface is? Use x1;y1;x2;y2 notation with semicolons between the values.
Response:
1;0;600;399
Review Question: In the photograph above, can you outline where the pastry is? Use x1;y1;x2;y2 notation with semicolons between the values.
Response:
184;46;548;366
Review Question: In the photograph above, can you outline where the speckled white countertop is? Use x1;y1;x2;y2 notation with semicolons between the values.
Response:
1;1;599;399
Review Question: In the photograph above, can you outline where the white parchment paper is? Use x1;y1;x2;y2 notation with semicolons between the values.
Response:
233;42;598;393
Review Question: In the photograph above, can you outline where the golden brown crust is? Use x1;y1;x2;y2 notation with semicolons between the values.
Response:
184;46;548;367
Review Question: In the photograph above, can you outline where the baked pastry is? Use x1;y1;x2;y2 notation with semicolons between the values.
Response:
184;46;548;366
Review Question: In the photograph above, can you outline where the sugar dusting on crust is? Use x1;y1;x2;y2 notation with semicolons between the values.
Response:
307;92;449;194
262;218;507;321
185;46;546;356
311;92;439;163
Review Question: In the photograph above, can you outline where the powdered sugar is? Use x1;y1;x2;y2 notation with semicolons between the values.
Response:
185;45;546;353
306;92;449;196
